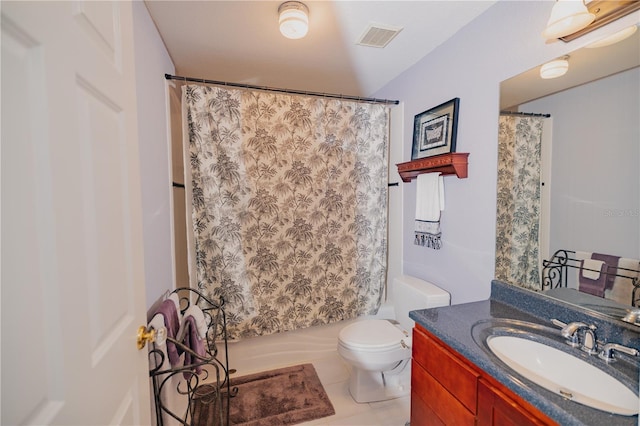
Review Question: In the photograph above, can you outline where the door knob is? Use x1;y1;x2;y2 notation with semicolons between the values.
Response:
136;326;156;350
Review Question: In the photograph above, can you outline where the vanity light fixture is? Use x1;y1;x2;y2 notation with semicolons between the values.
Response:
542;0;595;40
540;56;570;79
542;0;596;40
586;24;638;48
279;1;309;40
545;0;640;42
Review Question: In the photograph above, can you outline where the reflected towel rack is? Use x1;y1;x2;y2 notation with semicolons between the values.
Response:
541;249;640;306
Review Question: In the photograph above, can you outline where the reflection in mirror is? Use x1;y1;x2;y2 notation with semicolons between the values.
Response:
496;24;640;325
541;249;640;325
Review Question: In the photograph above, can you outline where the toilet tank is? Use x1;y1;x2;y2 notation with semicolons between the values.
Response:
393;275;450;331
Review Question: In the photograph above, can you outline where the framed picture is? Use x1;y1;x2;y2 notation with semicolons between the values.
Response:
411;98;459;160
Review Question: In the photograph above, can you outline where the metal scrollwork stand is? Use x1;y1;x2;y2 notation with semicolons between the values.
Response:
148;288;236;426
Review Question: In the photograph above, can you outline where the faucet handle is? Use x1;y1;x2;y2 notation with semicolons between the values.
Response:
598;343;639;363
551;319;576;346
622;309;640;324
551;319;596;330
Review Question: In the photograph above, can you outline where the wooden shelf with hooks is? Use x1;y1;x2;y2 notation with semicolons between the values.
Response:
396;152;469;182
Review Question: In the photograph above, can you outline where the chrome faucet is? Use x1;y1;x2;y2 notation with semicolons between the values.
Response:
551;319;598;353
552;319;640;361
598;343;639;363
580;327;598;355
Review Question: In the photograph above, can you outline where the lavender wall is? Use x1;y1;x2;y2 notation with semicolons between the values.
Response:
132;2;176;307
374;1;638;305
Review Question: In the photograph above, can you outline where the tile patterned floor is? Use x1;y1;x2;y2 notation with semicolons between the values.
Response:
218;320;411;426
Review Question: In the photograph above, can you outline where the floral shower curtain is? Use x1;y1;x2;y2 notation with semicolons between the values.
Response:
495;115;544;290
183;84;389;339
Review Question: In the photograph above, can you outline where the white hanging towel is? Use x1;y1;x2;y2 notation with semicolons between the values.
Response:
415;172;444;249
580;259;604;280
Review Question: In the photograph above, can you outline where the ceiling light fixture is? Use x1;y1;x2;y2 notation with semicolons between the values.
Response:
279;1;309;40
540;56;570;79
542;0;595;40
586;24;638;48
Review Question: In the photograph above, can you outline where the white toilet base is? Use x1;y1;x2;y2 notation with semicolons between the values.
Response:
348;359;411;403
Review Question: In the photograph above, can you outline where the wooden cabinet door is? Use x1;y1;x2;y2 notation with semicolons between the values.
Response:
478;379;557;426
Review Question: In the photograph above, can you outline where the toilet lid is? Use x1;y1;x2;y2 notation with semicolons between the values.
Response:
339;320;406;349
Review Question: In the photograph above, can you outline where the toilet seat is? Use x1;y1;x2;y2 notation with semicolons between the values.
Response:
338;319;408;352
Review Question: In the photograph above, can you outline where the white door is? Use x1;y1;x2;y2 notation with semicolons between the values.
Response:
1;1;151;424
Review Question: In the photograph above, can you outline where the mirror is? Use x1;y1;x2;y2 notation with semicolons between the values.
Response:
497;25;640;325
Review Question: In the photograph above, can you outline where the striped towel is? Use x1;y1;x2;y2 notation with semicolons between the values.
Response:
414;172;444;249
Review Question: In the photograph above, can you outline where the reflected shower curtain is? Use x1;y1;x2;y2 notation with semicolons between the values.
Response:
495;115;543;290
183;84;389;339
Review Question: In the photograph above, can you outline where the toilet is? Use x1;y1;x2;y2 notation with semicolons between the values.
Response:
337;275;450;403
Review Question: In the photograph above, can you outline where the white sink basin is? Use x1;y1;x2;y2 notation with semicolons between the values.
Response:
487;335;639;416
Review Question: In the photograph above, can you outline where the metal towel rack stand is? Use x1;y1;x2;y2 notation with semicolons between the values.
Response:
148;287;235;426
541;249;640;307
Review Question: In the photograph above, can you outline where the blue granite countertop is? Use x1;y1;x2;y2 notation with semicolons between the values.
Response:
409;280;640;426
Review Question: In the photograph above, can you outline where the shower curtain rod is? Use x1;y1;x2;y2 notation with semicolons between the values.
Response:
165;74;400;105
500;110;550;118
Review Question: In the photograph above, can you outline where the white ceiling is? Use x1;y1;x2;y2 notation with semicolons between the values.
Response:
143;0;497;97
144;1;639;105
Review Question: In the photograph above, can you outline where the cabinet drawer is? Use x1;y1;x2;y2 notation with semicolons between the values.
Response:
411;391;445;426
411;359;475;426
413;325;480;413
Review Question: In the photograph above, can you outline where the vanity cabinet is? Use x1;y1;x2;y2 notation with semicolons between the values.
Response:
411;324;556;426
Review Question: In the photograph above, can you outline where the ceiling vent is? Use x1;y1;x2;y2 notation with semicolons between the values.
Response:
356;23;403;48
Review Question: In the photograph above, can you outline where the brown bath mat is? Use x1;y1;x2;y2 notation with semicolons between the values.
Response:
192;363;335;426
